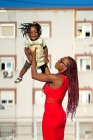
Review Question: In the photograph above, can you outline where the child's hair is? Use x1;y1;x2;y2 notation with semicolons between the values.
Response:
19;22;42;37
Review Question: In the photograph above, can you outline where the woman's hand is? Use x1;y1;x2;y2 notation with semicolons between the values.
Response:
27;48;36;61
44;56;49;64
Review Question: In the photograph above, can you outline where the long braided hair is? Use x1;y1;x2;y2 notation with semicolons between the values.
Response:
19;22;42;37
63;56;79;119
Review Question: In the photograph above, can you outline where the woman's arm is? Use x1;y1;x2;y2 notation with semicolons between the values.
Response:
43;46;49;64
30;49;64;88
31;49;57;83
43;46;50;74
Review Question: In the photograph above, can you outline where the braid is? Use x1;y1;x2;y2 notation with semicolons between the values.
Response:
63;56;79;119
19;22;42;37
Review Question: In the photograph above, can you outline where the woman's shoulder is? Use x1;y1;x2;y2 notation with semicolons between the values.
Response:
58;73;68;83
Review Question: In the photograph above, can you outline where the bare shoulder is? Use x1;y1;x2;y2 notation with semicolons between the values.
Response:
51;74;64;88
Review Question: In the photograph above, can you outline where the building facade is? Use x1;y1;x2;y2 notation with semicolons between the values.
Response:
0;8;93;140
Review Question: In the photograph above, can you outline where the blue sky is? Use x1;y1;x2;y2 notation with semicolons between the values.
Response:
0;0;93;8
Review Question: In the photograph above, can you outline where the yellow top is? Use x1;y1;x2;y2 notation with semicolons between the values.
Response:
24;35;46;67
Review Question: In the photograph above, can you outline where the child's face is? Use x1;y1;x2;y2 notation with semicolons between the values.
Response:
28;26;39;41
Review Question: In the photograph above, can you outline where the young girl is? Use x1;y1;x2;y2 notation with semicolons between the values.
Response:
15;22;49;83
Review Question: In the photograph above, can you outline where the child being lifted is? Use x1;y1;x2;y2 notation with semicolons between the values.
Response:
15;22;49;83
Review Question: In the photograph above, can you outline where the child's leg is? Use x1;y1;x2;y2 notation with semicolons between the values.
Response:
15;48;32;83
39;64;50;74
15;60;31;83
19;47;32;78
19;60;31;78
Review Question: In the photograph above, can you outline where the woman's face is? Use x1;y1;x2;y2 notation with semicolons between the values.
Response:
55;57;69;72
28;26;39;41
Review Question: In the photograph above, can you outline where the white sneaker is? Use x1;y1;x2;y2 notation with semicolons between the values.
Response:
14;77;22;83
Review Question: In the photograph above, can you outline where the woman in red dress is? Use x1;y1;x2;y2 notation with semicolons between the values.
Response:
30;49;79;140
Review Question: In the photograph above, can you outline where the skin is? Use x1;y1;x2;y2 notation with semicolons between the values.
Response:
28;26;39;41
30;49;70;88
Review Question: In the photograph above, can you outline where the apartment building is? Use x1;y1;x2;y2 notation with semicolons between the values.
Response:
0;8;93;140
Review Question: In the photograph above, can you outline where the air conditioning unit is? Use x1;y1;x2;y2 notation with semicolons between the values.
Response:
3;71;13;78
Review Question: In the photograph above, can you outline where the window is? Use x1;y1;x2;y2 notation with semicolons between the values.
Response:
80;122;93;139
76;22;92;38
32;88;45;105
32;88;46;117
0;55;16;78
76;56;91;71
0;122;16;137
0;22;16;38
0;89;16;106
79;90;92;105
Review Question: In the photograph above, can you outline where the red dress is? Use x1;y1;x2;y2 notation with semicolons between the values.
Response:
42;74;68;140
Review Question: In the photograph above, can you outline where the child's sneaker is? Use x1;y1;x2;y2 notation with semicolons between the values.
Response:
14;77;22;83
